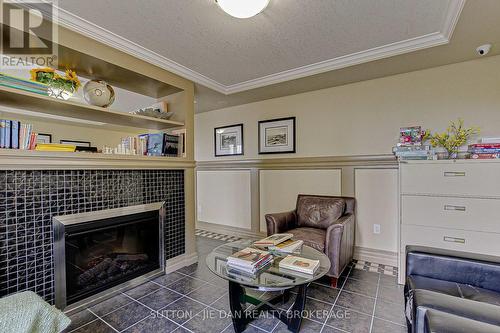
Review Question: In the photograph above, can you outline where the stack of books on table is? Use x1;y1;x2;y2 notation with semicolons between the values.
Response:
469;140;500;159
393;126;435;160
279;256;320;275
226;247;273;277
254;233;303;254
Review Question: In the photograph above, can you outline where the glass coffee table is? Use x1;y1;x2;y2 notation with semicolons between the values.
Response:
206;239;331;333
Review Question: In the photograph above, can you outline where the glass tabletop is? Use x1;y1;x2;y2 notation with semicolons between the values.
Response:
205;239;331;291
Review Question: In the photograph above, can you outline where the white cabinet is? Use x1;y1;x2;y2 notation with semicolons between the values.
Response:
398;160;500;284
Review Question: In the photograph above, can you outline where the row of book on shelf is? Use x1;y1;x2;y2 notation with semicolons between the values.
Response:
0;120;37;150
393;126;500;160
106;132;183;157
226;233;320;279
1;117;185;157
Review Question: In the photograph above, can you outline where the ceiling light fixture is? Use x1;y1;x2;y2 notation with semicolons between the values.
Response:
216;0;270;19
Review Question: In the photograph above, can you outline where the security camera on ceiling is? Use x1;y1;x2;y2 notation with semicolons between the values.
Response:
476;44;492;56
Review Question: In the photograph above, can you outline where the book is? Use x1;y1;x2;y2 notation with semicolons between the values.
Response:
227;247;271;270
11;121;19;149
470;143;500;148
4;120;11;148
147;133;164;156
279;255;320;275
470;153;500;159
268;239;303;253
254;233;294;247
35;143;76;152
163;134;179;157
0;120;5;148
480;138;500;144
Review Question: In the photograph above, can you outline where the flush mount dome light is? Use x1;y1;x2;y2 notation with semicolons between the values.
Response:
216;0;270;19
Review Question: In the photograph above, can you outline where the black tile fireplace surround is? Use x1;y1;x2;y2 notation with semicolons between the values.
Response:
0;169;185;305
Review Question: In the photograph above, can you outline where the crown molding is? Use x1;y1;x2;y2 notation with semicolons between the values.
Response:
40;1;465;95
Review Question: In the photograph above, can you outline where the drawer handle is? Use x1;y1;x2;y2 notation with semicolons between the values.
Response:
443;236;466;244
444;205;466;211
444;171;466;177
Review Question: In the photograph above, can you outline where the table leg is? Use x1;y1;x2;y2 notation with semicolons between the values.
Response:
287;284;308;333
228;281;249;333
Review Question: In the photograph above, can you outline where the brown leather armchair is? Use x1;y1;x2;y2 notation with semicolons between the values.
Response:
265;195;355;284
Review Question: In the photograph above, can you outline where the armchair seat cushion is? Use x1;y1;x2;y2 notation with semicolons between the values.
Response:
407;275;500;306
288;227;325;252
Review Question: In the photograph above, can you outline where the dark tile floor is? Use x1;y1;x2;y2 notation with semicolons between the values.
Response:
65;236;407;333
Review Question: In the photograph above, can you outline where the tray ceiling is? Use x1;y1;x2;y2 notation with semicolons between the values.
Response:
57;0;464;94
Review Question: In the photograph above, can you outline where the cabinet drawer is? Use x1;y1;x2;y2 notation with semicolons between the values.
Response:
402;196;500;233
401;225;500;257
401;163;500;197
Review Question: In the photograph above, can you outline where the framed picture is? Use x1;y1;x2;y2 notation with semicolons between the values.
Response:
60;140;91;147
36;133;52;144
214;124;244;157
258;117;296;154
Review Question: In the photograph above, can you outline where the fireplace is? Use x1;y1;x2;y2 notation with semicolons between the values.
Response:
53;202;165;309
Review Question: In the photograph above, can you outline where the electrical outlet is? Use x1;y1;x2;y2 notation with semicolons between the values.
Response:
373;224;381;234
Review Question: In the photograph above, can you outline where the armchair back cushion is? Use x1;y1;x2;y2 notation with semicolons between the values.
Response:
296;195;345;229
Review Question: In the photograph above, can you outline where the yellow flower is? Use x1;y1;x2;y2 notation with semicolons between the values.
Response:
64;69;81;90
30;67;55;81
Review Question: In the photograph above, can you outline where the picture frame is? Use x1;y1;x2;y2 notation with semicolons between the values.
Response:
60;140;91;147
258;117;296;154
214;124;244;157
36;133;52;144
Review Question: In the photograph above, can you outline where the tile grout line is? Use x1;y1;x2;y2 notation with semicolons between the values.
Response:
86;308;121;333
368;273;382;333
319;265;353;333
120;290;196;333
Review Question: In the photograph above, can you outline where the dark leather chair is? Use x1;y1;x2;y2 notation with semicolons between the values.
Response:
405;246;500;333
265;194;355;283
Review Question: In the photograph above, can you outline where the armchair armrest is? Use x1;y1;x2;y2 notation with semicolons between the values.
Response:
406;246;500;293
325;213;355;277
265;210;297;235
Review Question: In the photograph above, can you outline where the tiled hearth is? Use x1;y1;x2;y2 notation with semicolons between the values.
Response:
0;170;185;304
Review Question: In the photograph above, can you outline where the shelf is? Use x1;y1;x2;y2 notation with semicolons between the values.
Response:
0;149;195;170
0;86;185;130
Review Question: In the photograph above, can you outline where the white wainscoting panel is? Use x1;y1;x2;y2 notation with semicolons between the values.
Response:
259;169;342;232
354;168;399;253
197;170;252;229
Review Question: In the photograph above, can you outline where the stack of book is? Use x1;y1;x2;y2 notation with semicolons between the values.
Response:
279;256;320;275
35;144;76;152
254;233;303;253
393;126;435;160
469;141;500;159
105;132;181;156
226;247;273;276
0;120;38;150
0;73;48;95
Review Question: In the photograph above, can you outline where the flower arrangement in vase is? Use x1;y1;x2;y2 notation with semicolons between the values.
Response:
425;118;480;159
30;67;81;100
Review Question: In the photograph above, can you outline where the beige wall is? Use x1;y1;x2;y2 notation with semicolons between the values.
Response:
354;169;399;253
195;55;500;161
197;170;252;229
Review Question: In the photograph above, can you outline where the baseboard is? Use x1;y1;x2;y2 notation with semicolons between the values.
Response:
354;246;398;267
165;252;198;274
196;221;266;239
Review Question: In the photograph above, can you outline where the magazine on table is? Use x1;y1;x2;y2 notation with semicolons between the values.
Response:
279;255;320;275
268;239;303;253
254;233;293;247
226;247;272;273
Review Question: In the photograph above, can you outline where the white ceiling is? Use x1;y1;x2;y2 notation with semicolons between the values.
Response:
57;0;463;94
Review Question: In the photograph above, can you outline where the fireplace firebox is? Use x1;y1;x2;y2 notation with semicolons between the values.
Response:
54;203;165;309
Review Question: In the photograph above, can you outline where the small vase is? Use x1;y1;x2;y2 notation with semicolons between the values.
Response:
446;152;459;160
